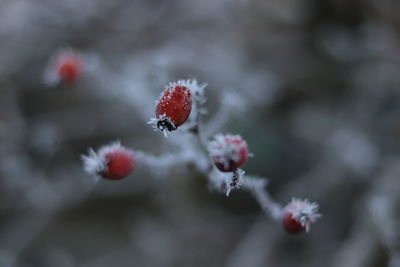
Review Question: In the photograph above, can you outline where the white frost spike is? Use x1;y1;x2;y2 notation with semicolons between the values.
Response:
81;148;106;175
169;79;207;100
284;198;321;232
226;169;245;196
208;134;247;170
188;79;207;104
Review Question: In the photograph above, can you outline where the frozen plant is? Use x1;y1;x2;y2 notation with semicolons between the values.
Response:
82;79;321;233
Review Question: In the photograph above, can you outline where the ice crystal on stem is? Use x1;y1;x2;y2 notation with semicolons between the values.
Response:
226;169;245;196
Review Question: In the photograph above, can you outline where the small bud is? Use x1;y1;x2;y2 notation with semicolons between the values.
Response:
81;141;135;180
282;198;321;233
208;134;249;172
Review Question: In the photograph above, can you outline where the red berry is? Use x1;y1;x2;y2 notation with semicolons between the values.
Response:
282;211;306;233
81;142;135;180
101;150;135;180
55;53;81;84
150;80;193;134
208;134;248;172
281;198;321;234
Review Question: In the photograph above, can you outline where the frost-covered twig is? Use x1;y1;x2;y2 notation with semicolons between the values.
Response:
204;90;246;138
80;52;157;120
135;149;209;175
242;176;282;220
186;80;207;135
206;169;282;220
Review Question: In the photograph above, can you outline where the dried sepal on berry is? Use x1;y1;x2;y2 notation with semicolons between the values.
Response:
44;49;82;86
149;80;200;136
81;141;135;180
148;115;177;137
225;169;245;196
208;133;249;172
282;198;321;233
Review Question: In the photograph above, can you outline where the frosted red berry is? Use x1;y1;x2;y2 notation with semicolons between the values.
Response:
101;150;135;180
55;52;81;84
282;211;306;233
208;134;249;172
81;142;135;180
44;50;82;86
149;80;193;134
56;55;81;84
281;198;321;234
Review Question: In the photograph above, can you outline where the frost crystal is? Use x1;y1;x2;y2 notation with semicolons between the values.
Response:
164;79;206;100
81;148;106;175
284;198;321;232
187;79;207;104
154;79;203;107
226;169;245;196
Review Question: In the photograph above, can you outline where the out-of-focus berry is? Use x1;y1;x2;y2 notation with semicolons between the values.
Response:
81;142;135;180
282;198;321;233
44;50;82;86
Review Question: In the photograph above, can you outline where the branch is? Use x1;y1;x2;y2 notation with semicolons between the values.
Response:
186;87;283;222
203;90;247;138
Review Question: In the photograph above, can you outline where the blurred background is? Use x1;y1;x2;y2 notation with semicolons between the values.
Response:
1;0;400;266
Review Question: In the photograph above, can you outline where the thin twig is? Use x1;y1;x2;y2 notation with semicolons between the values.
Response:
186;88;282;221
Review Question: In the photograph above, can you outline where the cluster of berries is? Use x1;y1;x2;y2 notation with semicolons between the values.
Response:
82;80;249;179
68;55;320;233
